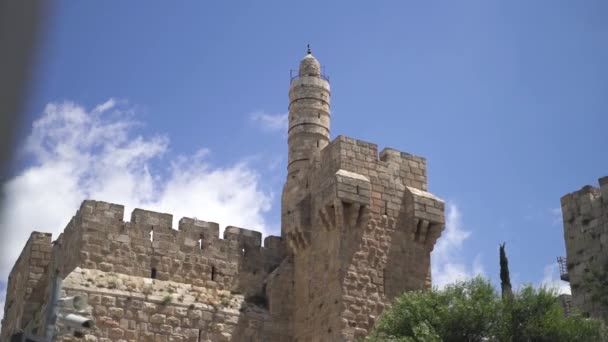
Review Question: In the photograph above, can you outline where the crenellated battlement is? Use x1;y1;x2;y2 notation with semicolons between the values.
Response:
3;200;287;341
26;200;285;298
283;135;442;253
560;176;607;227
317;135;428;191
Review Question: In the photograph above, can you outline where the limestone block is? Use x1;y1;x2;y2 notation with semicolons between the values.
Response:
223;226;262;249
131;208;173;229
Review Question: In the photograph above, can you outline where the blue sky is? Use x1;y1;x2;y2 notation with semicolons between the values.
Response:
2;0;608;316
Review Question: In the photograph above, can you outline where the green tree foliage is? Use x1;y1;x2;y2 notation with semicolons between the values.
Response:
499;242;513;300
367;277;607;342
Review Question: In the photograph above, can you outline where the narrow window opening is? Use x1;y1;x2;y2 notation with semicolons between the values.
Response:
198;234;204;250
211;266;216;281
318;113;321;119
384;201;388;215
241;247;246;257
356;185;359;194
198;329;202;342
149;228;154;242
151;268;157;279
316;140;319;147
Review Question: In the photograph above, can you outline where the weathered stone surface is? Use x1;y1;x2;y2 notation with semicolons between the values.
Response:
560;177;608;319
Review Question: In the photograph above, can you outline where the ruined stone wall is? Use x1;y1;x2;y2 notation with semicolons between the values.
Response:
283;135;445;341
561;176;608;319
0;232;52;341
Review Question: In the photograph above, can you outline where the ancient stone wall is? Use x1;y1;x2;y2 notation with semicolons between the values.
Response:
0;200;286;341
24;268;282;341
42;200;285;294
0;232;52;341
560;176;608;319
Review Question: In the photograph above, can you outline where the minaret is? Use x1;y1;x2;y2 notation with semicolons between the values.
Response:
287;46;331;180
282;46;331;238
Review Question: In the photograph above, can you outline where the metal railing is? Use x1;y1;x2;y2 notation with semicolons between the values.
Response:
557;256;569;282
289;68;330;82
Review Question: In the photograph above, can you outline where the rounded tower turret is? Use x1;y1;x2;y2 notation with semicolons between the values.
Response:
287;46;331;180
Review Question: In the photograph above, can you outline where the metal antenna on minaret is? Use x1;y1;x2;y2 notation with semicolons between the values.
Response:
307;44;311;54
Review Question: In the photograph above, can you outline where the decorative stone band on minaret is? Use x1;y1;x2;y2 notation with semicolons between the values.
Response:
287;47;331;180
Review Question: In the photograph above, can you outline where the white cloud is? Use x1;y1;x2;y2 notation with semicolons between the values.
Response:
551;207;563;226
431;203;484;288
539;263;571;295
250;111;288;133
0;99;273;283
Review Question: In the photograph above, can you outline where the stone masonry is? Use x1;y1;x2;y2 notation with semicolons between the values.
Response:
560;176;608;320
1;49;446;341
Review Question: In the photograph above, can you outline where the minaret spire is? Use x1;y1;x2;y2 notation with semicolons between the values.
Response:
282;48;331;238
285;49;330;181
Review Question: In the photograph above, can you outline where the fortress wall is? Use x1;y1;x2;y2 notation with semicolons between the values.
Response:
265;257;295;340
2;200;286;340
561;176;608;318
49;268;284;341
47;200;286;295
0;232;52;340
292;221;344;341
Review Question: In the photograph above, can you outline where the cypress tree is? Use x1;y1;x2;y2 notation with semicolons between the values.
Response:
500;242;513;300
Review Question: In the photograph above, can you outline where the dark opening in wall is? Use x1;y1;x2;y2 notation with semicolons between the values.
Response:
151;268;157;279
241;247;246;257
211;266;216;281
245;283;268;309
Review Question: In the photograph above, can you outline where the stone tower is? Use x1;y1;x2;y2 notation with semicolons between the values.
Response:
283;47;331;237
271;48;447;340
1;49;446;341
287;45;331;181
559;176;608;319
